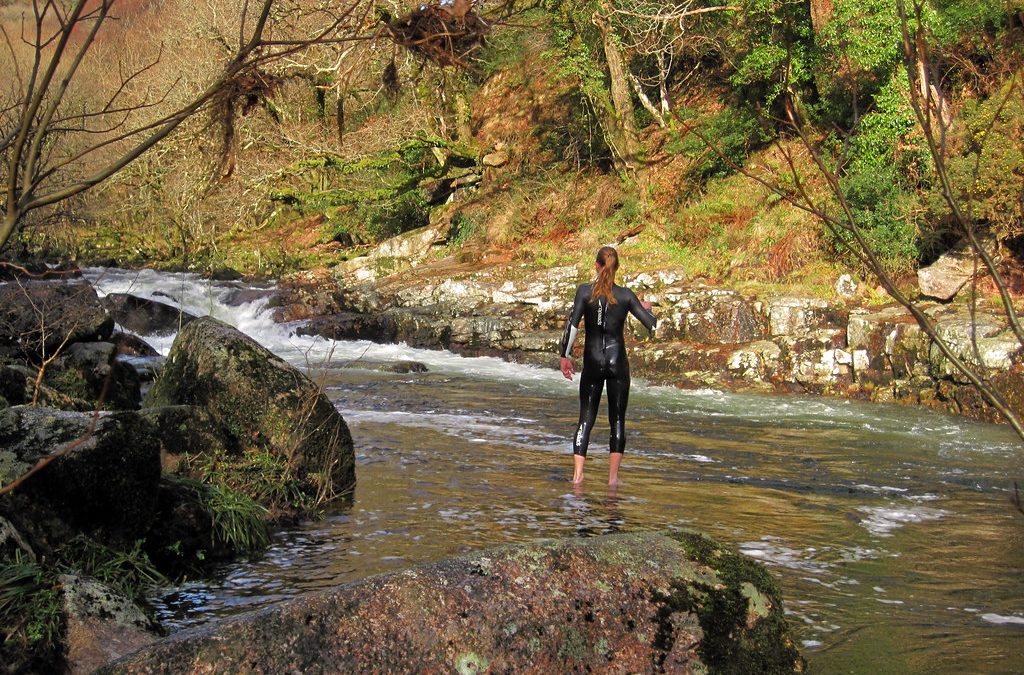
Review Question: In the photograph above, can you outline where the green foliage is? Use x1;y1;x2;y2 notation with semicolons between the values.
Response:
363;189;430;241
543;0;617;167
822;75;927;273
268;136;462;243
929;0;1022;51
476;8;549;78
56;536;167;599
200;483;271;554
939;79;1024;239
0;554;64;672
449;213;480;247
183;445;316;518
726;0;816;108
673;106;770;182
838;162;922;274
815;0;903;121
843;76;929;193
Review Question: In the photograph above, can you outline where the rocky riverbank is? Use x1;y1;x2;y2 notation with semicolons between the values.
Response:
0;273;355;672
1;267;808;673
283;223;1024;426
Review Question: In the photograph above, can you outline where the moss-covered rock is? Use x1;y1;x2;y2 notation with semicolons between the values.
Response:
103;532;803;673
144;317;355;507
0;406;161;551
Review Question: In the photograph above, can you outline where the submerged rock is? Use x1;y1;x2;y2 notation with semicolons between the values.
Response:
145;317;355;502
104;532;804;673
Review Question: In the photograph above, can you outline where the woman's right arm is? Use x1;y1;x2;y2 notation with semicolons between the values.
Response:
558;285;587;358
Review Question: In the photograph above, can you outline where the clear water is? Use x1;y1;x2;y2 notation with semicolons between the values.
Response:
85;268;1024;673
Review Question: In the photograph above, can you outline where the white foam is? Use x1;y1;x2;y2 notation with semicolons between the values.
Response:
738;540;830;575
341;408;563;452
980;613;1024;626
857;506;948;537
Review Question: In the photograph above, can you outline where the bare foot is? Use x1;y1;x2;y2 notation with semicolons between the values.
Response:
572;455;585;486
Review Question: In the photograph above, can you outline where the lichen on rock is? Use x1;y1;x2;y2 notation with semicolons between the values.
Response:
102;531;804;674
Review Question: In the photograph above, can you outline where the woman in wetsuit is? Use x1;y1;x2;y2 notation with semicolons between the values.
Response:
559;246;657;485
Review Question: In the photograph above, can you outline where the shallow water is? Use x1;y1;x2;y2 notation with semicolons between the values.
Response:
86;268;1024;673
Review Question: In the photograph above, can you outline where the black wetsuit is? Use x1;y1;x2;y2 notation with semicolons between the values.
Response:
559;283;657;456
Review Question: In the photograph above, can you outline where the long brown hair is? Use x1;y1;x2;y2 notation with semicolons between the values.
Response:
590;246;619;305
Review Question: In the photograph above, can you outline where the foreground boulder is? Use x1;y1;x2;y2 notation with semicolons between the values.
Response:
104;532;804;673
0;406;161;551
145;317;355;502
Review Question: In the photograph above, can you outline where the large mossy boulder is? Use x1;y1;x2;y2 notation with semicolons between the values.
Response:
104;532;804;673
0;406;161;551
144;317;355;503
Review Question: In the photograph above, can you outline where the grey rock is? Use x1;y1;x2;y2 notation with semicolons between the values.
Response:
100;293;196;337
767;296;840;337
918;236;998;301
659;286;767;344
0;281;113;359
482;150;509;167
62;574;158;675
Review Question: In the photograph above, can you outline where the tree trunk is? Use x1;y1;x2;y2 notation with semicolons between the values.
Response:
1;208;18;253
809;0;834;36
593;5;641;175
454;87;473;143
916;33;951;129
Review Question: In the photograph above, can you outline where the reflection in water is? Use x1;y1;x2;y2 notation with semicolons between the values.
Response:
562;487;626;537
148;369;1024;674
81;269;1023;674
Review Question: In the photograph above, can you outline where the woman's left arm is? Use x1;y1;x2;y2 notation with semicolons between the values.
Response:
628;290;657;333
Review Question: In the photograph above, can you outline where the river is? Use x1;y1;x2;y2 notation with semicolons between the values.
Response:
85;268;1024;673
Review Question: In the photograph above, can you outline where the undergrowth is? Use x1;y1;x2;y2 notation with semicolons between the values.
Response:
0;553;63;673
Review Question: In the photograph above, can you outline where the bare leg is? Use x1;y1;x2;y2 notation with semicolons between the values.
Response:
572;454;586;484
608;452;623;486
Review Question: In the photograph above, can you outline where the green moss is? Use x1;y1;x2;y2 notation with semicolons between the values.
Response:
44;367;93;402
556;626;588;661
664;531;805;674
